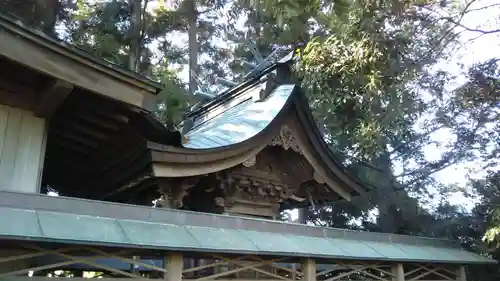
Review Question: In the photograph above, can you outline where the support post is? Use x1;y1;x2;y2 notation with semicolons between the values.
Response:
298;208;308;224
391;263;404;281
301;258;316;281
456;265;467;281
164;252;183;281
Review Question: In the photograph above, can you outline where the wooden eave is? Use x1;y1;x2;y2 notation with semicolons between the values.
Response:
148;103;291;176
42;102;182;203
0;14;160;111
289;90;368;196
148;88;368;201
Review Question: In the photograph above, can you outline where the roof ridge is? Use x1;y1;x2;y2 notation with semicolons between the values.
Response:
185;51;296;119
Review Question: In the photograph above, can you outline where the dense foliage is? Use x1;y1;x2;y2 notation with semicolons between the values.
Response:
1;0;499;279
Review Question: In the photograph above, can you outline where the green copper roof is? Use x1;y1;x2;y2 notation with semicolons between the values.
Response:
0;192;495;265
185;83;295;149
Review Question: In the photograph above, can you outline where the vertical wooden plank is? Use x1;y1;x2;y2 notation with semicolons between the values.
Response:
12;112;33;192
298;208;308;224
391;263;404;281
23;115;46;193
0;106;9;163
291;263;297;280
10;109;45;193
165;252;183;281
0;106;46;193
301;258;316;281
34;118;48;193
456;265;467;281
0;106;22;190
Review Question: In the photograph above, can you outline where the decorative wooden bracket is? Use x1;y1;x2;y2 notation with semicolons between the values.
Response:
35;79;74;118
157;177;200;208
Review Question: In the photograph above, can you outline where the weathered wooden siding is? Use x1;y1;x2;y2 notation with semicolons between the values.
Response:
0;105;46;193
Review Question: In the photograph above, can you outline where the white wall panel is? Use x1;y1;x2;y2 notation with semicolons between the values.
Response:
0;105;46;193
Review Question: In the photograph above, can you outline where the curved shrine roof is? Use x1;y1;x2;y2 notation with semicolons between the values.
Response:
184;83;295;149
149;59;368;202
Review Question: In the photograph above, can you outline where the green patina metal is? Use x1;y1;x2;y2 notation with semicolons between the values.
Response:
0;206;494;264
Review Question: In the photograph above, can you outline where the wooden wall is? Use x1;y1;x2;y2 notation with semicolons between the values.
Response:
0;105;46;193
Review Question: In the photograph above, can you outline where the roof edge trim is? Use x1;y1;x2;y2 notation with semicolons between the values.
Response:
0;13;163;95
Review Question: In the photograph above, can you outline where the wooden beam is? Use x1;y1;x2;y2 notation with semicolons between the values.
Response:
35;79;74;118
67;113;121;131
392;263;404;281
0;276;150;281
0;28;150;109
48;135;93;153
302;258;316;281
456;265;466;281
0;88;36;111
77;149;150;197
68;92;132;123
76;104;130;123
50;130;100;148
165;252;183;281
51;119;108;141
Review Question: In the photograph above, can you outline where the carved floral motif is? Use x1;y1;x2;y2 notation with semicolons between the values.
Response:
270;125;302;154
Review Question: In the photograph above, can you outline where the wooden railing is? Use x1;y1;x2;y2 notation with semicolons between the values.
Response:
0;242;466;281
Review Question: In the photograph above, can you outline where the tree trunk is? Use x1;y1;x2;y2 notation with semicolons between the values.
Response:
129;0;143;72
186;0;198;95
372;149;398;233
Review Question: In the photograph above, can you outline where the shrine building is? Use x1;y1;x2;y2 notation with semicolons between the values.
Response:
0;13;495;281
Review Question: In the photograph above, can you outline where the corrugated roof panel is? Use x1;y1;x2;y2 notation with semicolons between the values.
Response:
186;226;258;252
37;210;127;244
394;243;437;261
286;235;350;257
0;206;495;264
362;241;409;260
119;220;198;248
241;230;306;254
329;238;386;259
0;207;40;238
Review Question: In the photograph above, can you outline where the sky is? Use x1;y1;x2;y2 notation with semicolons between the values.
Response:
419;0;500;208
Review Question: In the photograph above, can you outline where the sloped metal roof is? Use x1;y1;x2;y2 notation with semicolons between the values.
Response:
0;12;162;92
0;191;494;264
184;83;295;149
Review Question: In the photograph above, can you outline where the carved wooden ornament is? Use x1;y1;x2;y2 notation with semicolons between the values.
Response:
242;156;257;167
270;125;302;154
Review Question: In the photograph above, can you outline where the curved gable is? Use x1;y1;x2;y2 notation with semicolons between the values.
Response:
149;70;369;204
184;83;295;149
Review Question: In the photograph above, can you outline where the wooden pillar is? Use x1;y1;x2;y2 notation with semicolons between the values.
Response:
298;208;308;224
164;252;183;281
301;258;316;281
391;263;404;281
456;265;466;281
